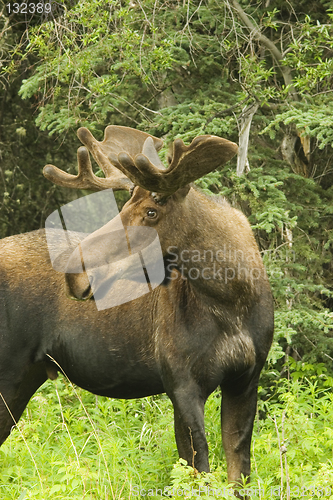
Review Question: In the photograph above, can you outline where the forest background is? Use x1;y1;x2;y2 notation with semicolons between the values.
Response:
1;0;333;498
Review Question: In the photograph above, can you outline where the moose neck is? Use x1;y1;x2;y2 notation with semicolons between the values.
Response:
166;188;262;307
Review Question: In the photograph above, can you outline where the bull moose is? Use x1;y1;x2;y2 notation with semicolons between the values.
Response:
0;125;274;488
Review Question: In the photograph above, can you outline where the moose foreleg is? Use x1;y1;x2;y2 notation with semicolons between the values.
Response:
0;363;47;446
221;375;259;487
171;384;209;472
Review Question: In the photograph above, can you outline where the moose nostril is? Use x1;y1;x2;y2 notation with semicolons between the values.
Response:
81;284;92;300
65;272;92;301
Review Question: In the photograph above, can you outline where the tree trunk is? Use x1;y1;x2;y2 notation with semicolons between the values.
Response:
230;0;311;177
236;103;259;176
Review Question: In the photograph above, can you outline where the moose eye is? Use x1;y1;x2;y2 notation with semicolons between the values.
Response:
146;208;158;219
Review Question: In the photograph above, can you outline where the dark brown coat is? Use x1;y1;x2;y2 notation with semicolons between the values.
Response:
0;126;274;491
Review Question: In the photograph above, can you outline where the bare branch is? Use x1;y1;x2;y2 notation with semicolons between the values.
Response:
230;0;298;100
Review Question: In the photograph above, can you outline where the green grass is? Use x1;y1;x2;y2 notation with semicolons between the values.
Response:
1;363;333;499
0;377;177;499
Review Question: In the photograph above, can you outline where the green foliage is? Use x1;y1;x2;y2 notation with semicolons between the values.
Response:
0;83;77;236
167;460;231;499
263;103;333;149
261;13;333;149
16;0;180;133
0;377;177;499
283;14;333;93
2;364;333;498
1;1;333;493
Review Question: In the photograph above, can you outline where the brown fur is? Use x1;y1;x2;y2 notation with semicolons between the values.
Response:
0;185;273;494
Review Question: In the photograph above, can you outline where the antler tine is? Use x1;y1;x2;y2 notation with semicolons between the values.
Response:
116;135;238;195
43;146;133;192
77;125;164;176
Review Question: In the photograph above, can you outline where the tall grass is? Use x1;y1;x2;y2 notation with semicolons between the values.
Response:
1;362;333;499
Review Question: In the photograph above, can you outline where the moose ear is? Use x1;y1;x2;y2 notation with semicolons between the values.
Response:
174;185;191;200
151;184;190;205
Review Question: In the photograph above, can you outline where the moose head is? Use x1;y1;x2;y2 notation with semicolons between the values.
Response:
44;126;239;307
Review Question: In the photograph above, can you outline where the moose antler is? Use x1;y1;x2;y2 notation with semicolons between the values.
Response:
44;146;133;192
43;126;163;192
78;126;238;195
114;135;238;194
44;125;238;194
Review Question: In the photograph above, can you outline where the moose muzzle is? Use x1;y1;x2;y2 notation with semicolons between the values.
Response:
64;219;164;310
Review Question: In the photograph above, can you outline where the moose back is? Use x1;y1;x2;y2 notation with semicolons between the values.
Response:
0;126;274;486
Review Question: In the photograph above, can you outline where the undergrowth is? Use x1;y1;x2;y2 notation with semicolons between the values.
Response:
1;361;333;499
